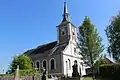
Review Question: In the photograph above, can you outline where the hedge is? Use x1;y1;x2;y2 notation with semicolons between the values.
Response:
99;63;120;79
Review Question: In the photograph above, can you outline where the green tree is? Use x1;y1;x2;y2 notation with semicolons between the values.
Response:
77;16;104;66
9;54;33;74
105;12;120;62
94;54;105;67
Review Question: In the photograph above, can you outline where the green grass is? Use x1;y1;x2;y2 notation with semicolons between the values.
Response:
83;77;93;80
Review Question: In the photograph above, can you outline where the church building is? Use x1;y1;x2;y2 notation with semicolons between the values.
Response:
25;1;86;77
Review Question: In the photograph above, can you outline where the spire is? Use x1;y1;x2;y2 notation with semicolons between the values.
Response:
62;0;70;22
64;0;68;14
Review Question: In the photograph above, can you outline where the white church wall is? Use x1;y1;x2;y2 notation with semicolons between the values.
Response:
62;54;86;76
62;43;86;77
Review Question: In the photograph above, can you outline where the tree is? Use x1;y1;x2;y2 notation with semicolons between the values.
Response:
94;54;105;67
78;16;104;66
78;16;104;80
9;54;33;74
105;12;120;62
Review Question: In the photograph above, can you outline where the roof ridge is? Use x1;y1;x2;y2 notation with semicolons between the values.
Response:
36;41;57;48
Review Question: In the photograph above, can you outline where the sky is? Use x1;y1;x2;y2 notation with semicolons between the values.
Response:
0;0;120;73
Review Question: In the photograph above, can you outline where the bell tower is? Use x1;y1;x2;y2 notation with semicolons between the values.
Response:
57;0;76;45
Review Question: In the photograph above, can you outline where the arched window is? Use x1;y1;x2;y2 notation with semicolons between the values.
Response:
79;66;82;75
42;60;47;69
68;59;71;69
61;28;66;35
66;61;68;75
31;62;33;67
50;58;56;70
36;61;40;70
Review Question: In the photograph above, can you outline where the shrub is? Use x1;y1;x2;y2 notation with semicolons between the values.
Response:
0;74;14;76
19;69;40;76
99;63;120;79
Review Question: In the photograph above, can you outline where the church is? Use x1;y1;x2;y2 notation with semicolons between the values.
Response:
25;1;86;77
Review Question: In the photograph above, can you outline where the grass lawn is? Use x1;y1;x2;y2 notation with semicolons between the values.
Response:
83;77;93;80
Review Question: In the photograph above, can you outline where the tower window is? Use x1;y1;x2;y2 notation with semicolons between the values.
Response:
61;28;66;35
62;31;65;35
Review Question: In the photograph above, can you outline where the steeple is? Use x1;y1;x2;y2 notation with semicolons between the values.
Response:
57;0;76;44
62;0;70;22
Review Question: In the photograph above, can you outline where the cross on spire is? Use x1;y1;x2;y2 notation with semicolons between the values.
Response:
62;0;70;22
64;0;68;14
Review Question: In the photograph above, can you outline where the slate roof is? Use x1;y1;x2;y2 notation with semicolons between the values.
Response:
48;43;68;56
24;49;35;55
25;41;68;56
35;41;57;53
57;21;76;28
103;57;113;64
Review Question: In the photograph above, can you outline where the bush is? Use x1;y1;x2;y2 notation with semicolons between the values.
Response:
9;54;33;74
99;63;120;79
19;69;40;76
0;74;14;76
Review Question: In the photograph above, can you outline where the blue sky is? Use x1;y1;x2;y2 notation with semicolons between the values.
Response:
0;0;120;73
